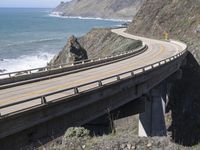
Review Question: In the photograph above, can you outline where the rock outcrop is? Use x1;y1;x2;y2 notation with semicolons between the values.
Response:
50;28;142;66
127;0;200;146
53;0;144;20
50;35;88;66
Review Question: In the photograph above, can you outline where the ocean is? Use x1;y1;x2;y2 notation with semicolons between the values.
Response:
0;8;124;73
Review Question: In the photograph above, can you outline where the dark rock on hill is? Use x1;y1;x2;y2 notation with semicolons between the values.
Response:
53;0;144;20
127;0;200;146
50;35;88;66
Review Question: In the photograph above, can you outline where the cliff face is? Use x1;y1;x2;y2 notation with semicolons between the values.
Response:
53;0;144;20
127;0;200;63
127;0;200;146
50;28;142;66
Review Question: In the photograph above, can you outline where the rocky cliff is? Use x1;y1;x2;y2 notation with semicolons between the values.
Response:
127;0;200;146
53;0;144;20
50;35;88;66
50;28;142;66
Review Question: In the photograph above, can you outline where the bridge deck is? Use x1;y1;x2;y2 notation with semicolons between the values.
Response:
0;28;186;115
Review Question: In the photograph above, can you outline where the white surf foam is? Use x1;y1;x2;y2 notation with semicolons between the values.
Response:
0;52;55;73
49;12;131;22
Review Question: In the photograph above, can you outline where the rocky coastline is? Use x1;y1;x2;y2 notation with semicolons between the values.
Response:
53;0;144;21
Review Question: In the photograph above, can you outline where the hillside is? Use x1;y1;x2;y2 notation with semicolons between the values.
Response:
127;0;200;146
53;0;144;20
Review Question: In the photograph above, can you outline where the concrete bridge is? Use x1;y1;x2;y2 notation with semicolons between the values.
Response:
0;28;187;149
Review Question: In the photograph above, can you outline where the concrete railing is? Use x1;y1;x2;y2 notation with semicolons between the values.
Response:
0;48;187;117
0;44;146;87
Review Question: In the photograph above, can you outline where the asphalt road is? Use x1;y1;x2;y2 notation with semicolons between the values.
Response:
0;28;187;115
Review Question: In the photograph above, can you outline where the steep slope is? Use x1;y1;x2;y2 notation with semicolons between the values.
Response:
127;0;200;63
127;0;200;146
53;0;144;20
78;28;142;59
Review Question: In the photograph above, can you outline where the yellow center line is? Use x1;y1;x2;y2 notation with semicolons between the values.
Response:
0;47;153;95
0;45;165;105
0;47;153;97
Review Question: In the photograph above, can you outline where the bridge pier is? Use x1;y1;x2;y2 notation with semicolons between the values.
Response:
138;83;167;137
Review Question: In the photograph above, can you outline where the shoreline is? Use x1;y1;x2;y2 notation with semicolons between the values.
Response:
49;12;132;22
0;9;127;75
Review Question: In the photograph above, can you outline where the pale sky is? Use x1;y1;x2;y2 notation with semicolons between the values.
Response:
0;0;71;8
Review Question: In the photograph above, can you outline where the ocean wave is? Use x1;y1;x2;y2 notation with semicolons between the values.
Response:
0;52;55;73
5;37;63;47
49;12;131;22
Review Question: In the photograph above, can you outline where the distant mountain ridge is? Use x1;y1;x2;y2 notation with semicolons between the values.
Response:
53;0;144;20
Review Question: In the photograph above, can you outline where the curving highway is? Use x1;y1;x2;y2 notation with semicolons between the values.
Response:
0;28;187;115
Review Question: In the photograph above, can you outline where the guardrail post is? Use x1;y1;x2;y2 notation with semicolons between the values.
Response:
98;81;103;87
142;68;145;72
131;72;135;77
9;73;11;78
117;75;120;81
74;88;79;94
41;97;47;104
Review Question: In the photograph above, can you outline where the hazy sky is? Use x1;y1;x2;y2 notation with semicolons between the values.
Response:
0;0;70;8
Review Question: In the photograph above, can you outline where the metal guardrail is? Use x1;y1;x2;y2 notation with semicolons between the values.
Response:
0;49;187;116
0;44;144;80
